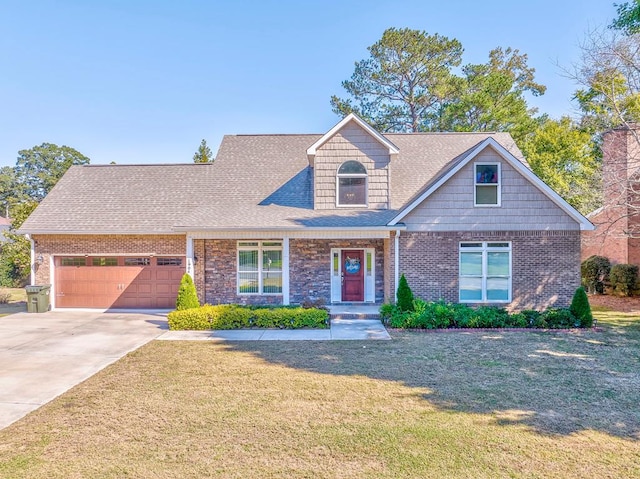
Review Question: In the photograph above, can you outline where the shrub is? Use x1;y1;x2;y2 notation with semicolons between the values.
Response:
396;274;414;312
540;308;579;329
168;304;328;330
168;305;215;330
609;264;639;297
0;289;11;304
581;255;611;294
570;286;593;328
175;274;199;310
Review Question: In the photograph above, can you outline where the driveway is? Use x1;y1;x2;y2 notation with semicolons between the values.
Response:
0;310;168;430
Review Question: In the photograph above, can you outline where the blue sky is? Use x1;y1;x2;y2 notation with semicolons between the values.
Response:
0;0;618;167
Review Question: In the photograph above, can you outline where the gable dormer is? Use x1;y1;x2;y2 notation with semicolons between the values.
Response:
307;113;399;210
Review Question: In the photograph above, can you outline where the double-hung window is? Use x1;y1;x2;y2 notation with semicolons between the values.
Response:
474;163;501;206
237;241;283;295
459;242;511;302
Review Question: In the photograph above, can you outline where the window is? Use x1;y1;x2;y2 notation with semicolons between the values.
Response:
474;163;501;206
459;242;511;302
92;257;117;266
60;257;87;266
124;257;150;266
238;241;282;294
337;160;367;206
157;257;183;266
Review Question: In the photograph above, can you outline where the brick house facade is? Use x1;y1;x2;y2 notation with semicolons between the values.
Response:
20;114;592;310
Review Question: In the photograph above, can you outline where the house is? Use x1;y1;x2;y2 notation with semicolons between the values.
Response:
582;125;640;265
19;114;593;310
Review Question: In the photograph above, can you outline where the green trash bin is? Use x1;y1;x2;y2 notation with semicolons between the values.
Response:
25;285;51;313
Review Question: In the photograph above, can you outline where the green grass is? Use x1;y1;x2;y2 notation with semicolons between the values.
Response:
0;310;639;477
0;287;26;316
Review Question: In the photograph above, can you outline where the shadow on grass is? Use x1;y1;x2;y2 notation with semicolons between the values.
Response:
222;315;640;440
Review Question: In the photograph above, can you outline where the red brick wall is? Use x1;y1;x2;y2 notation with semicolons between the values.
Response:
32;234;186;285
399;231;581;310
289;238;385;304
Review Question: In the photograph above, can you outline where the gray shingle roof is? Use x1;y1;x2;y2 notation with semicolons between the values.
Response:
19;131;524;234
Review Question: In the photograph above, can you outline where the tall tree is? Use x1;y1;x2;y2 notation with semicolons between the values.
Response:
0;166;17;217
610;0;640;34
442;47;546;143
331;27;463;132
520;117;600;215
14;143;90;202
193;139;214;163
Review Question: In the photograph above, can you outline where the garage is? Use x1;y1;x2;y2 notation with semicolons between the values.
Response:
54;256;184;309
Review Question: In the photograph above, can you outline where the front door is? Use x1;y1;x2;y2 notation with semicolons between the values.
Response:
341;250;364;302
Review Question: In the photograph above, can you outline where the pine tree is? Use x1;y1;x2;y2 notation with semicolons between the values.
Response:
396;274;415;312
570;286;593;328
193;139;213;163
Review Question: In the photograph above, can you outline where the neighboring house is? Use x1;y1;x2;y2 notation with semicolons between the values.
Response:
19;114;592;310
0;216;10;242
582;125;640;265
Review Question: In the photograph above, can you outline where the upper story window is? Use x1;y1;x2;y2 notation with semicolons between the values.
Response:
474;163;501;206
337;160;367;207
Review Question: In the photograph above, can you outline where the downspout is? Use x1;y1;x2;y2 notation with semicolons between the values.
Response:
394;229;400;302
27;234;35;286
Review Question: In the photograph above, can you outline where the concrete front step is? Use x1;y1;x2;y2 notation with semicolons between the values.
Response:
329;313;381;320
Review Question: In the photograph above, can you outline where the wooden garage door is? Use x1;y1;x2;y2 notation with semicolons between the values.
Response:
55;256;185;309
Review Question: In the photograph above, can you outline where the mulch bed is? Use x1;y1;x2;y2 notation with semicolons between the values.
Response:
588;294;640;312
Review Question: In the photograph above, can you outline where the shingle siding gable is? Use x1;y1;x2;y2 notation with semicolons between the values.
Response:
402;147;580;231
314;122;390;210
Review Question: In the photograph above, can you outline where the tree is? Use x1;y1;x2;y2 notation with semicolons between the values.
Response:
193;139;214;163
520;116;600;214
0;201;38;287
176;274;200;310
442;47;546;143
331;29;545;139
0;166;17;217
610;0;640;34
14;143;90;202
331;27;464;132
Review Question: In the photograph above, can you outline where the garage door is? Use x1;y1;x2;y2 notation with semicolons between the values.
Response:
55;256;185;309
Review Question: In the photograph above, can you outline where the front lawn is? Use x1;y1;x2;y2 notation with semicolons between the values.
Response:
0;311;639;478
0;287;26;317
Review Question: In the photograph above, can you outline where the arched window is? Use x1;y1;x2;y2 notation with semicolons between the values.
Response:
337;160;367;206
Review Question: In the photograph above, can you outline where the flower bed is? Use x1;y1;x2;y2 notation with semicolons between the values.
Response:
380;299;593;329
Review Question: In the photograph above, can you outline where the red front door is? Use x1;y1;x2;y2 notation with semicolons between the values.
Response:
342;250;364;302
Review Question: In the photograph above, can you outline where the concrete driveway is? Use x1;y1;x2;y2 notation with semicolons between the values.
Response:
0;309;168;430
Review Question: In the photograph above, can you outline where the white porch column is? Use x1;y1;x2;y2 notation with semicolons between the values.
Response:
282;236;290;305
394;229;400;302
186;235;194;279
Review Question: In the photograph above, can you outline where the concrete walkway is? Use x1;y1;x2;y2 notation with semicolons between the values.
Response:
158;318;391;341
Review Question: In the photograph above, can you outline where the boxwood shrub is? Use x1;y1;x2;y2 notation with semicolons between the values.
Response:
380;299;586;329
168;304;328;330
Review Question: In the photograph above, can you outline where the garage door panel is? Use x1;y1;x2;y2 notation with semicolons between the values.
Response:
55;257;185;309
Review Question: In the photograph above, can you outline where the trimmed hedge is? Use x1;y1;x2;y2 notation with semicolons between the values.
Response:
380;299;585;329
581;255;611;294
609;263;638;297
175;274;200;310
168;304;329;330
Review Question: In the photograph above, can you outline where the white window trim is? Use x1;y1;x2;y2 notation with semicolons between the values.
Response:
336;161;368;208
459;241;511;303
237;241;283;295
474;162;501;207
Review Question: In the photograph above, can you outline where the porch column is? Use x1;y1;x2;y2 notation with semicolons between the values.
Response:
186;235;194;279
282;237;290;305
394;229;400;302
28;235;35;286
